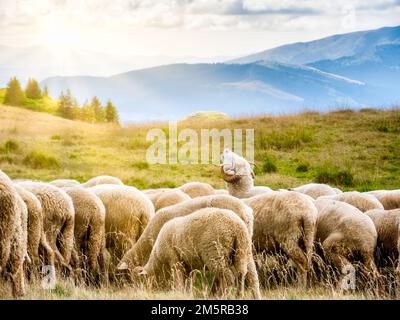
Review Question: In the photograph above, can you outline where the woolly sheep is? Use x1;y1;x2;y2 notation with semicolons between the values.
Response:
365;209;400;287
146;189;191;211
118;194;254;271
220;149;272;198
291;183;337;199
139;207;260;299
372;190;400;210
215;189;229;195
50;179;80;188
0;170;27;297
314;199;378;277
89;184;154;262
178;182;216;198
319;191;384;212
244;191;317;286
63;186;107;283
17;181;75;272
82;175;124;188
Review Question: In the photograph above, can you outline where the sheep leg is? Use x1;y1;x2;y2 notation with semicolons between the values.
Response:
59;215;74;265
11;264;25;298
282;240;308;288
39;232;55;267
246;258;261;300
361;250;382;292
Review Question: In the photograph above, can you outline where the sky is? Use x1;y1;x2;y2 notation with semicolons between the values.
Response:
0;0;399;58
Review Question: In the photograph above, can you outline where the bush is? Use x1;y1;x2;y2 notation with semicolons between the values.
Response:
296;163;309;172
4;140;19;153
24;151;60;169
254;157;278;174
315;167;354;187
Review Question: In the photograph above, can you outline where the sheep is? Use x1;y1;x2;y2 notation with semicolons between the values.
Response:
82;175;124;188
178;182;216;198
215;189;229;195
319;191;384;212
139;207;260;299
146;189;191;212
17;181;75;273
372;190;400;210
313;199;379;282
291;183;337;199
243;191;317;287
89;184;154;263
50;179;80;188
62;186;107;284
0;170;27;297
220;149;272;198
118;194;254;272
365;209;400;291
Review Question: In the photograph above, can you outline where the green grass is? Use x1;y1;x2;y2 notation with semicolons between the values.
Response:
0;103;400;191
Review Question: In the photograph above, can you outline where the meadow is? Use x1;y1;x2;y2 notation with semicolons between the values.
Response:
1;102;400;299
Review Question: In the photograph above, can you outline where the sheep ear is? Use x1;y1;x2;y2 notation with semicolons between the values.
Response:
117;262;129;270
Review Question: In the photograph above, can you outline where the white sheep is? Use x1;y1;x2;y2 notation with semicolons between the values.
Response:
82;175;124;188
146;189;191;212
178;182;216;198
291;183;337;199
318;191;384;212
50;179;80;188
139;207;260;299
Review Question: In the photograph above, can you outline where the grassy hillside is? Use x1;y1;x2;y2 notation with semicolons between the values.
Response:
0;103;399;191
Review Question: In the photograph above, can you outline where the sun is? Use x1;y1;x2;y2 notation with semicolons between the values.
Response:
42;16;82;48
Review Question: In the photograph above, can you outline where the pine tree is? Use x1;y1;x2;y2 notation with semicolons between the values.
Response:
25;78;42;99
105;99;119;124
43;85;49;97
58;89;78;120
91;96;104;122
80;100;96;123
4;77;25;106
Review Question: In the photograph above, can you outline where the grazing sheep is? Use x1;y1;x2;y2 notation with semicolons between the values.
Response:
17;182;75;272
118;194;254;271
0;170;27;297
291;183;337;199
215;189;229;195
220;149;272;198
372;190;400;210
244;191;317;286
63;186;106;283
314;199;379;279
139;207;260;299
178;182;215;198
89;184;154;262
146;189;191;211
320;191;384;212
365;209;400;289
82;176;124;188
50;179;80;188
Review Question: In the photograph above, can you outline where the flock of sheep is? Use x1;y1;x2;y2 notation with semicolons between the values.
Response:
1;148;400;299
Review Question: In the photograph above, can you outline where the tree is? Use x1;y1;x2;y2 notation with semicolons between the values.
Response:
105;99;119;124
43;85;49;97
4;77;25;106
25;78;42;99
58;89;78;120
80;100;96;123
91;96;104;122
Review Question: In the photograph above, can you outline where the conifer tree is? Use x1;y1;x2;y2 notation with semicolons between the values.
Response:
4;77;25;106
25;78;42;99
105;99;119;124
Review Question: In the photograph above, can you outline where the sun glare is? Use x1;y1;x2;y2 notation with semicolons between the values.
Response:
43;18;81;48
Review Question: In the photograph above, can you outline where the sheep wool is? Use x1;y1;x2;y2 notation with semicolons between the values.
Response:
244;191;317;286
147;189;191;212
291;183;337;199
82;175;124;188
50;179;80;188
373;190;400;210
141;207;260;299
90;184;154;261
118;194;254;271
178;182;215;198
325;191;384;212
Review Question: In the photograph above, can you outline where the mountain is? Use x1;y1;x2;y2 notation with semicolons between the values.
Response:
229;25;400;65
0;45;229;86
42;61;379;122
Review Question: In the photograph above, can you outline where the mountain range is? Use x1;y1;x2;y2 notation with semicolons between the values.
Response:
13;25;400;122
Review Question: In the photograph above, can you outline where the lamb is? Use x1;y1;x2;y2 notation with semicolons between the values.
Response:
118;194;254;271
319;191;384;212
365;209;400;289
17;181;75;273
220;149;272;198
82;175;124;188
178;182;216;198
139;207;260;299
146;189;191;212
50;179;80;188
372;190;400;210
62;186;107;284
89;184;154;262
243;191;317;286
0;170;27;297
291;183;337;199
313;199;379;279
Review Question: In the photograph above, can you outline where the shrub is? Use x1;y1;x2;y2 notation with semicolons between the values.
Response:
315;167;354;187
24;151;60;169
296;163;309;172
254;157;278;174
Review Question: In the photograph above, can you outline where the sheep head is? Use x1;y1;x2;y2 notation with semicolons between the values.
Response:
220;148;254;182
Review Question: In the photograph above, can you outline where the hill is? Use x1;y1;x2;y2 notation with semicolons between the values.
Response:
1;102;399;191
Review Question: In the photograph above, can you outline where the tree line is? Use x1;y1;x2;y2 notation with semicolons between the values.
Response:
3;77;119;124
